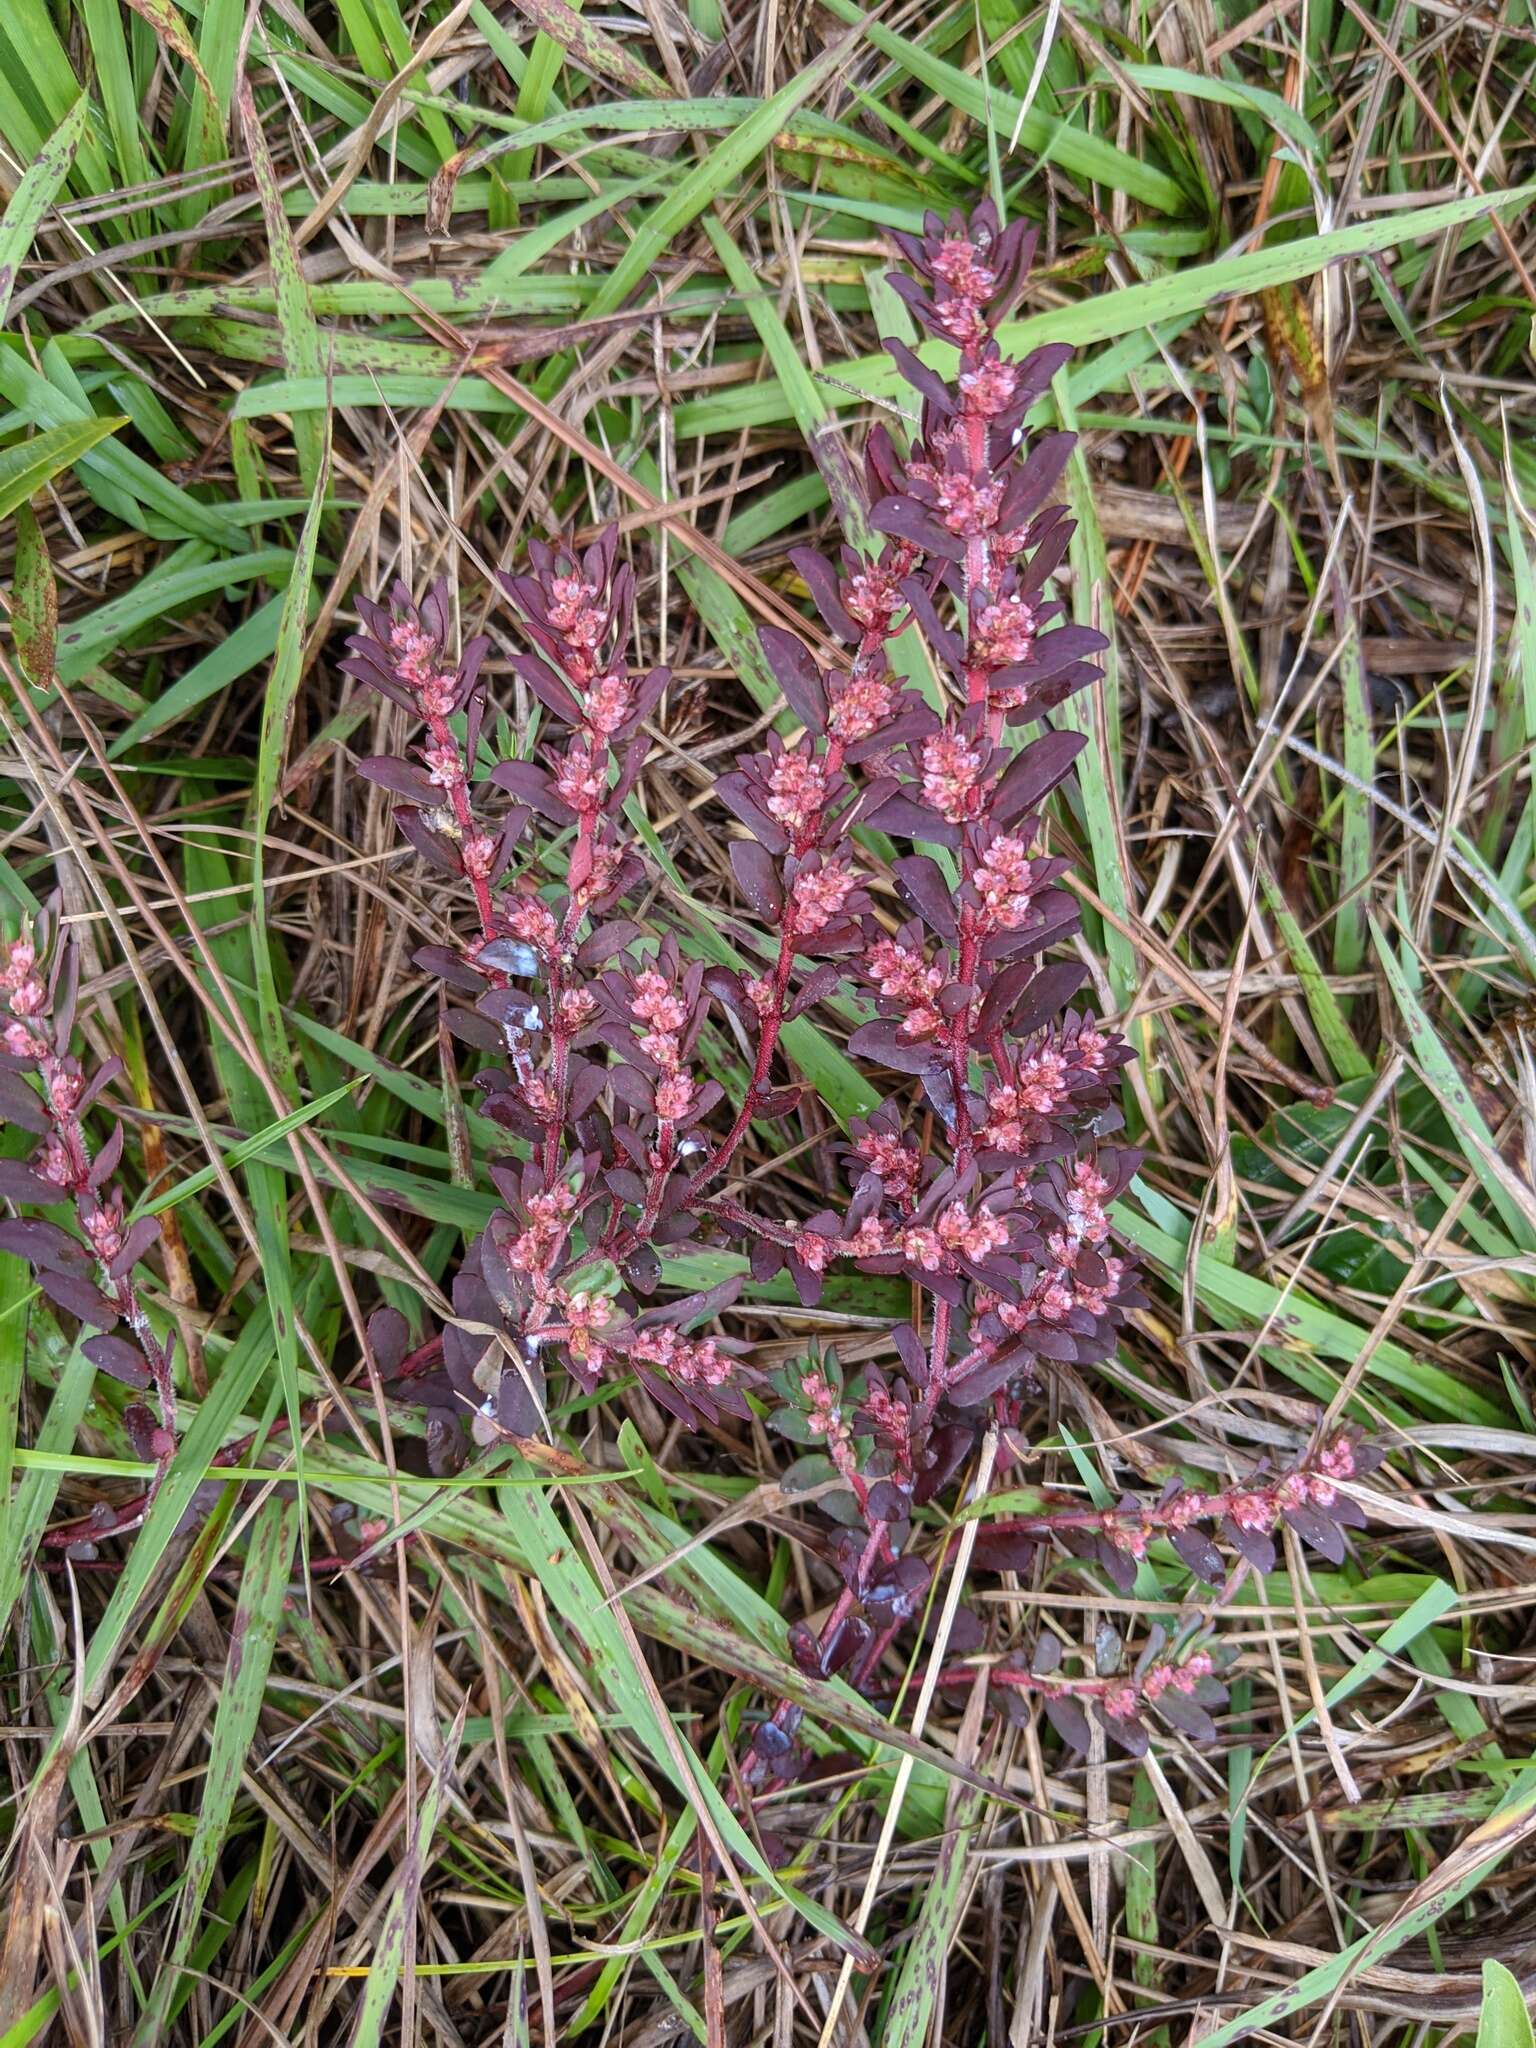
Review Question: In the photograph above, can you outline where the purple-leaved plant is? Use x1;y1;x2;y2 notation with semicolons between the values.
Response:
0;903;174;1528
0;201;1377;1767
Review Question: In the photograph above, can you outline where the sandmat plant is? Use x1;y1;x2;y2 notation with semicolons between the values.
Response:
304;202;1370;1779
0;203;1377;1824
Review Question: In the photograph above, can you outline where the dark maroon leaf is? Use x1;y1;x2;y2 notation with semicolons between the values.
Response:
38;1269;120;1328
394;809;461;872
891;855;959;940
788;547;856;641
863;792;961;845
869;495;962;560
729;839;784;920
884;337;953;412
992;624;1109;700
369;1306;411;1375
992;728;1087;824
758;628;828;732
88;1120;125;1190
1282;1503;1347;1564
357;756;439;803
489;758;571;820
788;1619;822;1675
1156;1690;1217;1743
846;1017;942;1075
123;1402;166;1462
0;1161;66;1206
1031;1632;1062;1677
1000;431;1076;526
412;945;486;992
82;1333;152;1388
1222;1518;1276;1575
445;1007;503;1051
0;1069;49;1135
972;1531;1040;1572
755;1087;802;1120
1098;1704;1149;1757
1171;1526;1225;1584
0;1218;80;1270
1042;1690;1092;1752
497;1355;546;1438
1097;1537;1138;1593
1008;962;1089;1039
107;1215;160;1279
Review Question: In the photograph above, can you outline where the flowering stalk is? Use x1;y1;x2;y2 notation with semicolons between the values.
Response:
972;1430;1373;1592
0;905;173;1514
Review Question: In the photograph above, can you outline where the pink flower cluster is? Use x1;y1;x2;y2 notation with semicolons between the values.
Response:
0;916;174;1491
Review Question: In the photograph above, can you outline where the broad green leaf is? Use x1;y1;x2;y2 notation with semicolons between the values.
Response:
0;414;126;527
1478;1961;1536;2048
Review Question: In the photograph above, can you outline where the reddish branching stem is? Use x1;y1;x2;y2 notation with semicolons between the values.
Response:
0;912;175;1502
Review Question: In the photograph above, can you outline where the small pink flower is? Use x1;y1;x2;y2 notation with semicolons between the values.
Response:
865;935;943;1007
637;1029;682;1071
863;1384;911;1442
900;1226;945;1272
828;667;896;743
838;1216;890;1259
789;862;859;936
554;743;605;811
1226;1491;1275;1534
1317;1435;1356;1481
931;236;997;300
83;1206;121;1259
462;834;498;879
632;1324;734;1390
7;977;46;1018
1105;1513;1149;1559
765;750;828;835
583;670;632;735
793;1231;834;1274
936;1199;1007;1261
920;729;985;822
1014;1047;1069;1113
37;1137;72;1187
972;592;1036;664
972;833;1041;931
957;356;1021;417
507;900;558;951
423;745;463;790
4;1021;47;1061
934;470;1005;537
46;1068;82;1116
654;1073;696;1122
546;574;606;651
630;971;687;1033
855;1130;921;1204
842;567;904;633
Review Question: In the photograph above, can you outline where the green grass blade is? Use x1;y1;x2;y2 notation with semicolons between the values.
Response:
129;1495;299;2044
0;414;127;527
0;95;88;327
